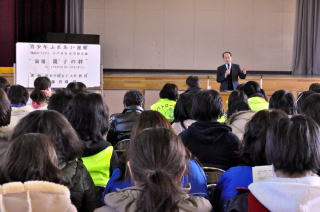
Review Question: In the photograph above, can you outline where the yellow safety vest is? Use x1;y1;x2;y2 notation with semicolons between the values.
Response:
150;98;176;121
248;97;269;111
81;146;113;187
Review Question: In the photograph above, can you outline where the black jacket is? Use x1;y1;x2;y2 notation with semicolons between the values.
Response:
179;121;240;170
61;160;103;212
216;63;246;91
107;106;143;146
181;87;202;96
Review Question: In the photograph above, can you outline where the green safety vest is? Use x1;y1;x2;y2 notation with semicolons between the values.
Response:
248;97;269;111
217;114;226;123
150;98;176;121
81;146;113;187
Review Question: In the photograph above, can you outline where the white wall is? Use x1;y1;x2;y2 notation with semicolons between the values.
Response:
84;0;296;71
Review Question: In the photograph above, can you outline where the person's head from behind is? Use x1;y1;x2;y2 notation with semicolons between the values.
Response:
11;110;82;163
296;90;315;114
159;83;178;101
123;90;144;107
0;77;10;93
309;83;320;93
243;81;262;98
192;90;223;121
266;115;320;177
30;76;52;104
186;76;199;89
48;88;74;114
7;85;29;106
301;93;320;126
222;51;232;64
64;92;109;141
173;93;194;122
0;88;11;127
242;110;287;166
227;90;249;118
66;81;87;94
269;90;296;116
131;110;171;138
1;133;67;184
127;128;188;211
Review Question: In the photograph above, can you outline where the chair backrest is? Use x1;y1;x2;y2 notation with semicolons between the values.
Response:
202;166;225;186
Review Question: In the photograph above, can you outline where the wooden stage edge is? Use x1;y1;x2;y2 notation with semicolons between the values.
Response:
1;73;320;97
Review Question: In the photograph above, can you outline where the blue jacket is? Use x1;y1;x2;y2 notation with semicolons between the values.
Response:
212;166;253;211
103;160;208;198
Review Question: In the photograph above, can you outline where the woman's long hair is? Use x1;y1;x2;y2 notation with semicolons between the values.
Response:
128;128;189;212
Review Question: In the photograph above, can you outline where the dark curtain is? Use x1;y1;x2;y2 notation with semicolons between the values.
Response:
15;0;65;42
65;0;83;34
292;0;320;75
0;0;16;66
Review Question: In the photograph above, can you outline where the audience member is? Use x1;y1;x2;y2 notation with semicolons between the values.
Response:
0;77;10;93
64;92;118;189
213;110;286;211
67;81;87;94
95;128;212;212
182;75;201;95
30;76;52;109
269;90;296;116
296;90;315;114
309;82;320;93
11;110;101;212
104;110;207;198
0;89;12;159
107;90;144;146
172;93;195;134
180;90;240;170
227;90;250;118
151;83;178;122
0;133;77;211
48;88;74;114
227;115;320;211
243;81;269;111
301;93;320;126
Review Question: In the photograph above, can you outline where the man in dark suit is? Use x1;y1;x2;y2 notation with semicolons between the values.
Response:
216;51;247;91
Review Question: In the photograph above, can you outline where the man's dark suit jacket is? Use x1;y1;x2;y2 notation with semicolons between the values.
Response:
216;63;246;91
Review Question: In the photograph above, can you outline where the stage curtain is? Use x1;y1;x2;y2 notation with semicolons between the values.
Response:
65;0;84;34
15;0;65;42
292;0;320;75
0;0;16;67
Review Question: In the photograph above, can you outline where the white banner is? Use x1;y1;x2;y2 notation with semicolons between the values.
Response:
16;42;101;88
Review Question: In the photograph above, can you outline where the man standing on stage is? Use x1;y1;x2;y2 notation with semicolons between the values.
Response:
216;51;247;91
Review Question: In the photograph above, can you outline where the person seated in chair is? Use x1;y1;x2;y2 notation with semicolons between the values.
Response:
107;90;144;146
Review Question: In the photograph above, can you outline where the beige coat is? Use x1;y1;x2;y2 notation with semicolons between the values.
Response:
227;110;256;141
0;181;77;212
95;186;212;212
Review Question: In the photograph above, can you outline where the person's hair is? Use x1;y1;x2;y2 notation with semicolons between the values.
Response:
0;77;10;93
309;83;320;93
64;92;109;141
123;90;144;107
7;85;29;105
30;76;51;104
241;110;287;166
159;83;178;101
243;81;267;100
11;110;82;163
173;93;193;123
128;128;189;212
1;133;68;185
186;76;199;88
266;115;320;175
301;93;320;126
191;90;223;121
48;88;74;114
66;82;87;94
0;88;11;127
227;90;249;118
222;51;232;58
297;90;315;114
131;110;172;139
269;90;296;115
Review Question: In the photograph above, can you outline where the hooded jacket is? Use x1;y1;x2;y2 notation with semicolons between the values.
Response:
0;181;76;212
180;121;240;170
95;186;212;212
227;110;255;140
226;176;320;212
